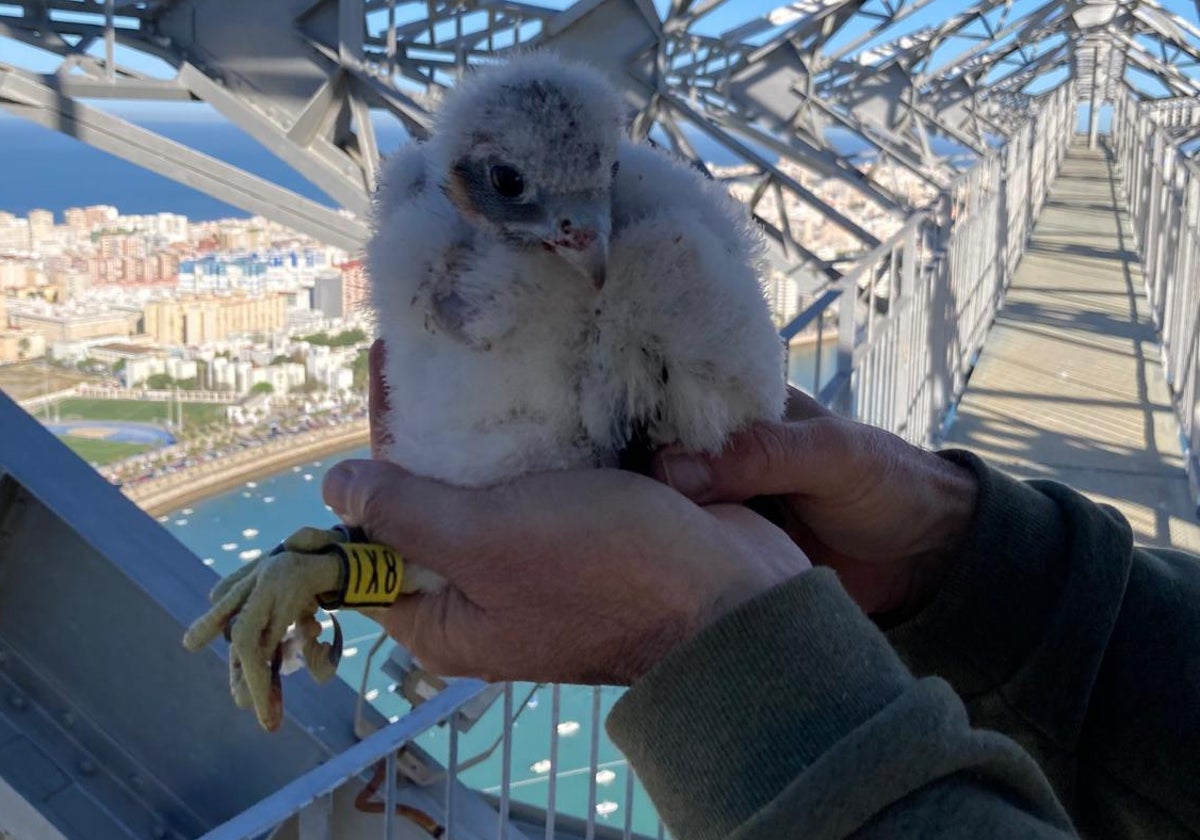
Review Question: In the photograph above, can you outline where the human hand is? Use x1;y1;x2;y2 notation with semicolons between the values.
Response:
321;459;811;685
651;388;979;617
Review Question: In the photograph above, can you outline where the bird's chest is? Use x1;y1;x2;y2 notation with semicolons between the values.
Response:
379;253;596;485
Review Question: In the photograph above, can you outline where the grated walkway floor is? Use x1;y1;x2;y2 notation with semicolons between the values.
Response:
943;143;1200;552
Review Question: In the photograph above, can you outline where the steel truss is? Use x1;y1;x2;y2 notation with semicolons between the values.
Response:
0;0;1197;279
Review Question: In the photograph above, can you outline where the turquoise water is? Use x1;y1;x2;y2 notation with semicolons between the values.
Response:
162;453;659;833
163;341;827;832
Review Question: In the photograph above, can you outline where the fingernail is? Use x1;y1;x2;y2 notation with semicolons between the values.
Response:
322;462;357;515
660;455;712;499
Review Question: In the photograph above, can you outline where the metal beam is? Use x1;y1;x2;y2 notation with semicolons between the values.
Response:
0;65;367;252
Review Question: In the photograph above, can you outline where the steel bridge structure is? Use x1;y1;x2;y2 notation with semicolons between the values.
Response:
1;0;1199;838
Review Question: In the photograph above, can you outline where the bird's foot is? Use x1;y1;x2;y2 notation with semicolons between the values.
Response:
182;525;406;731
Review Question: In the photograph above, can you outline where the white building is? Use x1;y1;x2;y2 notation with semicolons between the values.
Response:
311;270;344;319
0;215;32;255
233;361;254;393
125;355;167;387
165;357;198;382
208;356;235;390
324;367;353;392
303;344;355;380
245;362;306;394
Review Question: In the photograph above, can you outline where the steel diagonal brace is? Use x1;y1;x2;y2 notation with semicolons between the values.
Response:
918;0;1068;83
663;93;882;249
301;37;433;139
1117;32;1200;97
697;101;908;213
792;92;952;188
0;65;368;252
175;64;372;216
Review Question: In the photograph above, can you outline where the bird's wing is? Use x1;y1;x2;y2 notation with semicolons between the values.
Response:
612;140;762;266
372;143;430;229
367;142;472;333
586;163;786;455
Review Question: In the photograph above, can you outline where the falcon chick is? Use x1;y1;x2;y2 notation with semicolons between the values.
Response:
184;51;787;731
370;51;786;490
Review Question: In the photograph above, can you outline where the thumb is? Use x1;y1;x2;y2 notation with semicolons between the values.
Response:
652;420;836;504
321;459;484;581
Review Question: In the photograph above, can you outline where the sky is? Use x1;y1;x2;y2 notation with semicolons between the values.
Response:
0;0;1195;212
5;0;1197;106
2;0;1197;124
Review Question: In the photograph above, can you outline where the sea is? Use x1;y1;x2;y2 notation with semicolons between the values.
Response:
158;341;828;834
162;450;660;832
8;109;833;831
0;110;890;220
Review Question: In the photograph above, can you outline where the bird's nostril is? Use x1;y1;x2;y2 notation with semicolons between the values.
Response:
559;219;573;234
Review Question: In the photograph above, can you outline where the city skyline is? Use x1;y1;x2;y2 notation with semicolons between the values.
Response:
0;201;368;407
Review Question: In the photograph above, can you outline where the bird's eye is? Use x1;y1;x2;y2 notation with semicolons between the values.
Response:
489;165;525;199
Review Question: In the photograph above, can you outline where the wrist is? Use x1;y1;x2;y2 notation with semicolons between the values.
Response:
622;566;800;685
608;569;913;840
868;453;979;624
891;453;979;617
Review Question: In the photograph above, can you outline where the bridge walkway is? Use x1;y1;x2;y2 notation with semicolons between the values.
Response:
943;143;1200;552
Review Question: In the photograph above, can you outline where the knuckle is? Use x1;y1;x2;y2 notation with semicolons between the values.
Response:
806;415;854;454
359;480;395;535
746;423;793;475
229;620;253;650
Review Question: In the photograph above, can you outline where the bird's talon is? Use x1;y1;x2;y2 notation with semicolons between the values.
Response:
262;647;285;731
329;613;344;668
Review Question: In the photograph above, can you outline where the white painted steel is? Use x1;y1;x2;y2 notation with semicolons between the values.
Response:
782;84;1077;447
1113;91;1200;511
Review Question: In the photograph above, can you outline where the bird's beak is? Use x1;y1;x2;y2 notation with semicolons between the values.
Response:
543;206;610;290
558;234;609;290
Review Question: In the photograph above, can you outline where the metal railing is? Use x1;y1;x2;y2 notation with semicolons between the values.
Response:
784;83;1076;445
1138;97;1200;136
1112;91;1200;510
199;85;1083;840
198;679;491;840
200;663;663;839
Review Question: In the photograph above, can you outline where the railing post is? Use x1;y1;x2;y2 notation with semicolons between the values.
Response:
896;221;917;434
996;147;1011;298
833;275;856;418
297;794;333;840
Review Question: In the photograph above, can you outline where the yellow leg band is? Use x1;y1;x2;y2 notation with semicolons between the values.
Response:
317;543;405;609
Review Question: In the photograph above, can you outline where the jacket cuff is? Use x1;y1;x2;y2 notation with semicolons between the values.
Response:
606;568;912;840
887;449;1127;697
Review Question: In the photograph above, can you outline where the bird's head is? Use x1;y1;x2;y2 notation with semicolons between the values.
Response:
432;53;625;289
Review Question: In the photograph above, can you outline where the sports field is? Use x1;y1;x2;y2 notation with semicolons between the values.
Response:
43;398;226;466
61;437;153;465
55;398;227;428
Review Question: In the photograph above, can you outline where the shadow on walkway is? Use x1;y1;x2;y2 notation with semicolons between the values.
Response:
942;142;1200;551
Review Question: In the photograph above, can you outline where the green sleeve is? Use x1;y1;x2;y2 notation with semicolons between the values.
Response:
888;450;1200;838
606;568;1075;839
